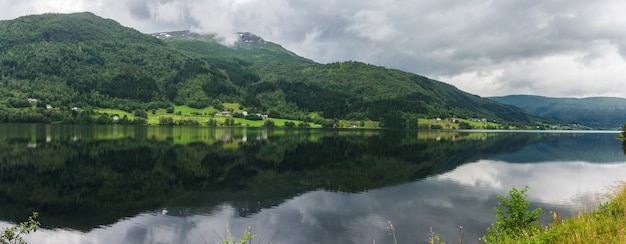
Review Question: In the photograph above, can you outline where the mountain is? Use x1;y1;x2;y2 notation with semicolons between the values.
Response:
156;31;541;125
489;95;626;129
0;12;542;127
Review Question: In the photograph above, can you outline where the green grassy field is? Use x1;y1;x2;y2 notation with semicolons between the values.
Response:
95;105;323;128
222;103;244;112
96;108;136;120
172;105;219;116
418;118;507;130
95;106;530;130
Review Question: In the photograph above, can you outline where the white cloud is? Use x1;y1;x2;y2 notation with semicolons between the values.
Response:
435;69;505;97
188;0;238;44
146;0;185;24
437;160;626;204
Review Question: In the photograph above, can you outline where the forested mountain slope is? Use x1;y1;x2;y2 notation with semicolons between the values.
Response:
489;95;626;129
0;12;542;127
0;12;189;107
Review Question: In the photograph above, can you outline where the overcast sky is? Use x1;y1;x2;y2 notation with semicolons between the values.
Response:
2;0;626;98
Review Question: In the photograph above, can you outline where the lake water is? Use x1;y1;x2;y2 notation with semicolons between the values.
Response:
1;124;625;244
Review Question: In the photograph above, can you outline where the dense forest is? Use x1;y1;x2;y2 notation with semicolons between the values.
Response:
0;12;543;128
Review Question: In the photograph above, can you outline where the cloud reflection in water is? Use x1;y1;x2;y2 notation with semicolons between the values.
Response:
19;159;626;244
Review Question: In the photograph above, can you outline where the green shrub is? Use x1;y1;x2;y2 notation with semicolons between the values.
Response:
1;212;40;244
244;114;262;121
483;186;543;243
159;116;175;125
458;121;472;129
263;120;275;127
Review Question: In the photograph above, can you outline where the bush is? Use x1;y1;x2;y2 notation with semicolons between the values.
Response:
134;109;147;118
133;117;147;125
459;121;473;129
94;114;112;124
224;118;236;126
263;120;275;127
284;121;295;127
176;119;199;126
245;114;262;121
159;116;175;125
207;118;217;126
483;186;543;243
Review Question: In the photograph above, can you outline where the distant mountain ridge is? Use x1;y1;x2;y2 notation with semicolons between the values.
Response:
0;12;543;127
489;95;626;129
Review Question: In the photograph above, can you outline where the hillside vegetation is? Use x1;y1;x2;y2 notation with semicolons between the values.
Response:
490;95;626;129
0;12;543;128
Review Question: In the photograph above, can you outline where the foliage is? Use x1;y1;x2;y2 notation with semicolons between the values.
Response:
158;116;175;125
483;186;543;243
458;121;473;129
262;120;275;127
134;109;147;119
219;225;253;244
0;212;39;244
207;118;218;126
224;118;236;126
387;221;398;244
429;227;445;244
176;119;200;126
283;121;295;127
244;114;262;121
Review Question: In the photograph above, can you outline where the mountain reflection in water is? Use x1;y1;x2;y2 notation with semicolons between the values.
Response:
0;124;624;244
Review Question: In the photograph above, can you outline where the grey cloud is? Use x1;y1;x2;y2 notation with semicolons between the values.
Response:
147;0;626;97
127;0;151;20
2;0;626;97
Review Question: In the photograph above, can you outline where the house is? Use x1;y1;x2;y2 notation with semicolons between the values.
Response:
27;98;38;104
220;111;231;117
45;104;53;109
71;107;81;112
112;115;120;121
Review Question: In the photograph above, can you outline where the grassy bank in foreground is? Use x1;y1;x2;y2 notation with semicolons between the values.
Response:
489;184;626;244
531;184;626;244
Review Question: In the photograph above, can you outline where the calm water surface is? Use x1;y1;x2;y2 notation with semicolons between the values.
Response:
1;124;625;244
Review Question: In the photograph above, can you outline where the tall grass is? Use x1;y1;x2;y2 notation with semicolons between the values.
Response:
533;184;626;243
481;184;626;243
